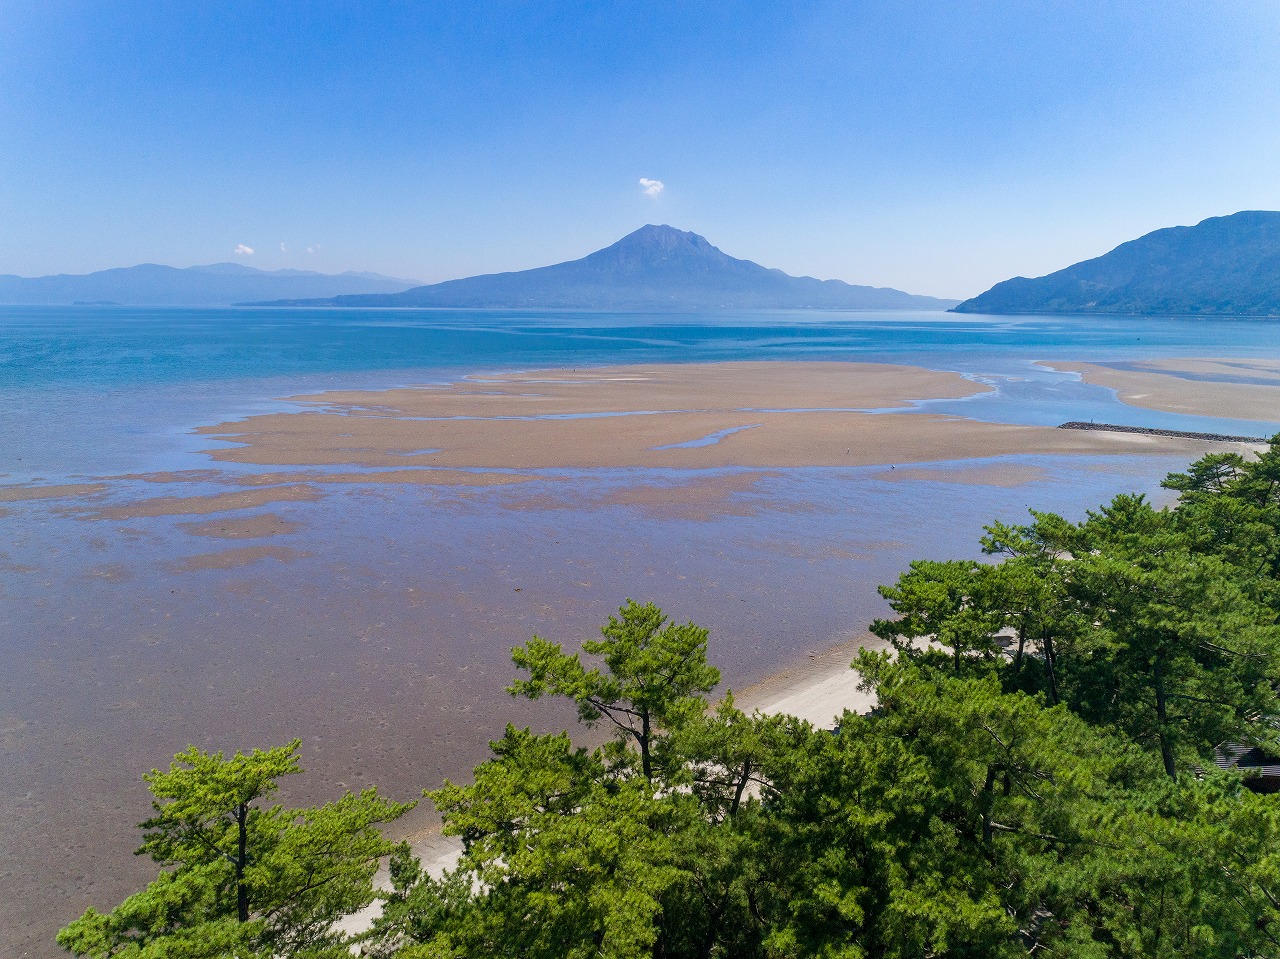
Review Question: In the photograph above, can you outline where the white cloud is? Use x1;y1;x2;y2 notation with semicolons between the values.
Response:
639;177;664;198
306;244;319;254
279;242;287;253
234;243;254;256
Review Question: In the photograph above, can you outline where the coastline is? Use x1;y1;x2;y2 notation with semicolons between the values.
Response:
194;360;1245;477
736;631;884;723
2;359;1243;522
5;353;1267;958
338;629;886;939
1044;358;1280;424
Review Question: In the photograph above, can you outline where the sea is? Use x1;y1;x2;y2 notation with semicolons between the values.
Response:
3;305;1280;957
3;306;1279;479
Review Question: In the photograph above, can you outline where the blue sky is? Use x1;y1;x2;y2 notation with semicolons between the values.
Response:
2;1;1278;297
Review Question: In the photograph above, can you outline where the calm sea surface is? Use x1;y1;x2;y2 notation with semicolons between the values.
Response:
4;305;1280;480
3;306;1280;957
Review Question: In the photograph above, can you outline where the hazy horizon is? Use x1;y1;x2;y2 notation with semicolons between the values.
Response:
4;2;1279;298
0;223;951;295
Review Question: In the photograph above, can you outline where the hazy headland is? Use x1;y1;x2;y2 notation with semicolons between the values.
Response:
954;211;1280;316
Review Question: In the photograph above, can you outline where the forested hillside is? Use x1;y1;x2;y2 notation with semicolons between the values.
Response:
954;211;1280;316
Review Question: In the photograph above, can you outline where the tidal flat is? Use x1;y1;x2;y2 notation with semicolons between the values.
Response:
5;307;1280;957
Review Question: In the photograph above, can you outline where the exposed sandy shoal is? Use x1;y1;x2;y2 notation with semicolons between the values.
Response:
197;362;1235;472
494;471;787;521
87;484;323;519
1133;358;1280;383
286;361;989;417
0;482;106;502
230;469;537;487
123;468;538;488
167;545;311;572
1046;359;1280;424
177;513;301;539
4;361;1254;518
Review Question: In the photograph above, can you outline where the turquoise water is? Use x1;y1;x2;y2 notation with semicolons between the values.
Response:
6;304;1280;954
3;305;1280;481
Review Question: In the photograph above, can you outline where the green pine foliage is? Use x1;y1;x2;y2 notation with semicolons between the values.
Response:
57;741;413;958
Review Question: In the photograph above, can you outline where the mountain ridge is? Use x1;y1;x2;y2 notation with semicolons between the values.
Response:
0;263;422;306
251;225;957;311
953;211;1280;316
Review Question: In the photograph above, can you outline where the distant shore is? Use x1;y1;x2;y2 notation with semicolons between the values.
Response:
190;361;1234;479
7;359;1243;521
2;361;1260;517
1044;359;1280;424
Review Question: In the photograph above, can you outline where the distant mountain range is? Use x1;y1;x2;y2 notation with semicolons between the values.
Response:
253;225;958;310
954;211;1280;316
0;263;421;306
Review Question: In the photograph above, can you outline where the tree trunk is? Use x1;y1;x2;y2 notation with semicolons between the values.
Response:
1043;632;1060;705
1154;667;1177;780
640;710;652;781
980;766;996;847
236;801;249;923
730;759;752;816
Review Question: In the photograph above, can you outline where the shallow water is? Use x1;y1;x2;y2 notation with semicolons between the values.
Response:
2;306;1278;956
4;306;1280;481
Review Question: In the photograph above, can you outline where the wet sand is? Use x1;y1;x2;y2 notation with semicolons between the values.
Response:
288;360;986;417
167;545;311;573
177;514;301;539
195;362;1234;474
87;484;324;519
0;483;106;503
1047;359;1280;423
0;359;1257;958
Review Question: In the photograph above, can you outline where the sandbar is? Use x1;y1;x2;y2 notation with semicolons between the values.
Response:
1046;359;1280;423
288;361;988;417
88;484;323;519
494;471;784;521
227;469;537;488
177;513;301;539
168;545;310;572
0;482;106;503
123;468;537;488
197;362;1239;473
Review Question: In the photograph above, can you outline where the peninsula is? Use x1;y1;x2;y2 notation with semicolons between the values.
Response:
0;263;420;307
954;210;1280;316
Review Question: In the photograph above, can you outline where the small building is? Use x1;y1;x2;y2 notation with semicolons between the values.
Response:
1214;744;1280;793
